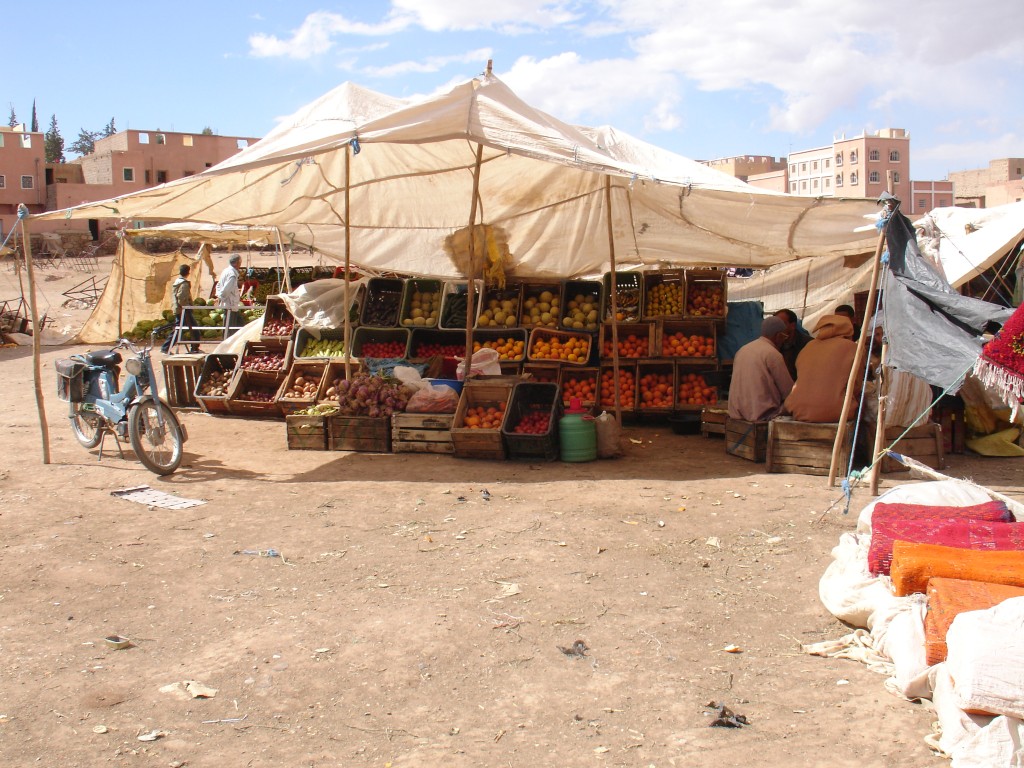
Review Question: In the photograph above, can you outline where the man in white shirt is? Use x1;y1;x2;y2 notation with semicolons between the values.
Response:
216;254;244;332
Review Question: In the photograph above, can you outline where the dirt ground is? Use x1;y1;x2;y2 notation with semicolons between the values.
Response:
2;259;1023;767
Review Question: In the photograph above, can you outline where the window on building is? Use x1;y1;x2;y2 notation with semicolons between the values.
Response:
801;180;807;190
850;150;858;164
918;198;927;209
824;177;831;189
889;149;900;162
825;158;830;168
156;170;168;184
21;175;33;189
800;162;807;172
183;170;194;177
236;139;249;150
155;133;166;145
205;162;213;168
812;160;818;170
850;172;858;185
0;134;4;148
138;132;149;144
939;198;948;206
123;168;135;182
869;149;880;161
813;178;819;189
836;174;843;187
144;170;151;184
893;171;901;183
0;175;5;189
835;153;843;166
790;164;796;174
790;182;797;193
20;134;31;148
183;135;194;147
869;171;880;183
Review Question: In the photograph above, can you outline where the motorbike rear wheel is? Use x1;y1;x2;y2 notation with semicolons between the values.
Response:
128;400;183;475
70;404;103;449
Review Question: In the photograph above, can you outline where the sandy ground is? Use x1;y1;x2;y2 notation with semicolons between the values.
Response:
2;258;1023;767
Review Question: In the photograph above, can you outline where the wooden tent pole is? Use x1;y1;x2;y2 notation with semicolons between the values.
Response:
826;223;886;486
21;214;51;464
465;144;485;377
869;342;889;494
604;177;622;423
343;144;353;380
274;227;292;293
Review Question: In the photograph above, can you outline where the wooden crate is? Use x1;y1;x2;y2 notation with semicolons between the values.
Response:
598;363;638;412
725;417;768;462
701;403;728;437
194;353;238;415
239;339;292;374
636;361;676;413
559;367;599;411
527;327;592;365
285;414;327;450
392;413;455;454
450;381;513;459
522;362;560;383
475;284;523;330
881;422;945;473
642;270;685;320
473;327;527;362
260;296;297;341
658;320;717;361
766;419;853;475
276;360;329;416
602;271;643;323
674;366;724;413
599;322;655;360
327;415;392;452
684;269;727;319
516;281;563;331
161;354;204;409
227;370;285;418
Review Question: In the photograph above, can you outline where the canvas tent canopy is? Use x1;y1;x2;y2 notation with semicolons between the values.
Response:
33;72;882;279
916;201;1024;290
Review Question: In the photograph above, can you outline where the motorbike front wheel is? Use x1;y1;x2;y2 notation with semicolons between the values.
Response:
128;400;183;476
69;403;103;449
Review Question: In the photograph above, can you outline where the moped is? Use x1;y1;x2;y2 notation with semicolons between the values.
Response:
56;334;186;475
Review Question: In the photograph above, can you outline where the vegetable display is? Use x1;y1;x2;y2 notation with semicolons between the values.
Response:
326;372;409;418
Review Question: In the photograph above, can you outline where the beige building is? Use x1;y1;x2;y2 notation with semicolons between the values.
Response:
789;128;912;203
0;126;47;239
948;158;1024;208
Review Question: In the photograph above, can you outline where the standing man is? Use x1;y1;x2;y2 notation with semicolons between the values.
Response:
162;264;200;354
775;308;811;380
216;254;244;333
727;316;794;422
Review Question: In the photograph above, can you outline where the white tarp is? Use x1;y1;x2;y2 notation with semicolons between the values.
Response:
32;74;880;278
917;201;1024;289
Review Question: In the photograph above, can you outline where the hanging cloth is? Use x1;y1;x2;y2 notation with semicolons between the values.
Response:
973;302;1024;420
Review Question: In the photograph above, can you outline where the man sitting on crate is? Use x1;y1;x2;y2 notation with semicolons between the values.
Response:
727;316;793;422
783;314;858;422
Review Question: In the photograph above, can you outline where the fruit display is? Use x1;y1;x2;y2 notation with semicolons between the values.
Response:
413;337;465;357
560;370;597;406
638;369;674;409
241;350;287;372
601;332;649;359
322;371;409;418
519;286;561;329
197;370;232;397
600;367;636;409
686;281;725;316
677;372;718;407
509;409;552;435
299;337;347;358
561;289;601;331
280;371;323;400
401;282;441;328
529;331;590;364
236;386;277;402
476;289;520;329
644;279;683;317
262;317;294;337
662;331;715;357
461;402;507;429
359;340;408;358
473;335;525;361
603;275;642;322
361;281;403;326
524;366;559;383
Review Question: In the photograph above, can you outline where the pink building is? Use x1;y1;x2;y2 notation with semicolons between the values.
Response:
909;180;955;214
0;126;46;239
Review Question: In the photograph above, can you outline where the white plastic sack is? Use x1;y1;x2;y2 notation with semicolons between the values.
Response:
870;592;931;700
595;411;622;458
456;348;501;380
946;597;1024;720
818;531;899;629
952;714;1024;768
276;277;369;331
932;663;993;759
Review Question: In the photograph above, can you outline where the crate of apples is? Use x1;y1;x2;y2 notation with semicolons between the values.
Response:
677;373;718;407
662;332;715;357
639;371;674;409
461;402;506;429
686;282;725;316
600;368;636;409
510;408;552;435
262;318;294;337
241;352;287;372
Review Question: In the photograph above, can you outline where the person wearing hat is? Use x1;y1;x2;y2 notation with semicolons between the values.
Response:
727;316;794;422
216;254;244;332
783;314;859;422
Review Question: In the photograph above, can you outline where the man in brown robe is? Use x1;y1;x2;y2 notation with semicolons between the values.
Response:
784;314;858;422
728;316;794;421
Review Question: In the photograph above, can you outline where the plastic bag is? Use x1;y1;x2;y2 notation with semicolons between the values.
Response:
595;411;622;458
455;348;501;380
394;365;432;392
407;385;460;413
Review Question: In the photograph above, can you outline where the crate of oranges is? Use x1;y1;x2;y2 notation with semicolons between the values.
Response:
472;328;527;361
527;328;592;365
659;321;716;360
599;364;637;412
637;362;676;412
451;381;513;459
599;323;654;360
559;367;598;411
674;369;720;411
642;270;685;319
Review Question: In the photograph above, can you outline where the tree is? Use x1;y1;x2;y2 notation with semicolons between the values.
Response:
30;99;38;132
201;126;214;136
68;128;99;157
44;114;65;163
102;117;116;137
7;105;16;128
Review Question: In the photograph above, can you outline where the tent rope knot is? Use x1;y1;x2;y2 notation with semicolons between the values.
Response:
881;249;890;265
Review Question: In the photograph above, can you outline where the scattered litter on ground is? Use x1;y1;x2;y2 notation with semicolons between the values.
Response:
137;729;168;742
110;486;205;510
160;680;218;699
234;549;279;558
706;701;750;728
557;640;588;658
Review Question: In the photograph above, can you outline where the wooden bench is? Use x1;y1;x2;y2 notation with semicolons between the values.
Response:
701;403;728;438
767;419;854;476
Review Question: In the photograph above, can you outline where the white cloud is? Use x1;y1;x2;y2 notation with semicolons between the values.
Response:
915;132;1024;176
248;10;412;59
365;48;493;78
389;0;581;31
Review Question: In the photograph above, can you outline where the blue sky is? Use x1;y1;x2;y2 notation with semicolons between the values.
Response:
9;1;1024;181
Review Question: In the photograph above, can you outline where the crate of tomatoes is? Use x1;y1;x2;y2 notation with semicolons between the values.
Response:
502;382;561;461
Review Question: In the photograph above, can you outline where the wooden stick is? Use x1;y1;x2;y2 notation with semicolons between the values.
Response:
826;223;887;486
343;144;352;380
869;342;888;494
604;176;622;423
21;216;51;464
465;144;485;377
